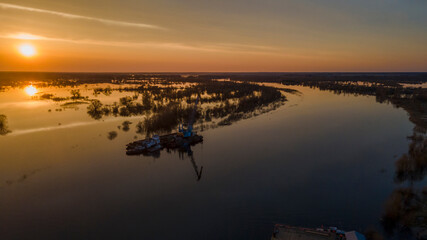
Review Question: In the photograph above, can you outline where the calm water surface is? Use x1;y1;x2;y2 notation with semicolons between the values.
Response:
0;84;414;239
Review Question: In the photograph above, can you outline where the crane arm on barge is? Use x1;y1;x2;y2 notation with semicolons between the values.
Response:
179;95;200;137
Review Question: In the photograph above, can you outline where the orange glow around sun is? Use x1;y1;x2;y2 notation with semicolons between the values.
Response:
24;85;38;96
18;43;37;57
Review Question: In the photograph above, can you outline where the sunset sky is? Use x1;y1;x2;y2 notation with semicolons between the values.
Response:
0;0;426;72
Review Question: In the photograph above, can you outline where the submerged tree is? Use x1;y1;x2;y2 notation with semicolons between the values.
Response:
122;121;132;132
70;89;82;100
107;131;118;140
0;114;11;135
137;103;187;135
381;187;427;238
87;100;104;120
84;79;288;134
142;92;153;110
394;134;427;184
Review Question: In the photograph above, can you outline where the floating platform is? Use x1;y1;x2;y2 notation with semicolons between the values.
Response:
126;133;203;155
271;225;365;240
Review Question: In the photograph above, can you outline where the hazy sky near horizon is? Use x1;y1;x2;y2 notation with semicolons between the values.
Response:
0;0;426;72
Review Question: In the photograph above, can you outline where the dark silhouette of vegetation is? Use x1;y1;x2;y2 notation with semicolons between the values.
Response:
0;115;11;135
87;100;104;120
142;92;153;110
93;87;112;96
381;187;427;238
39;93;68;102
70;89;82;100
60;101;89;109
122;121;132;132
395;134;427;183
136;103;193;135
107;131;118;140
39;89;88;103
78;79;288;137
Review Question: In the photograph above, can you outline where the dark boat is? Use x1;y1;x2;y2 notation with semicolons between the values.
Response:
126;133;203;155
272;225;366;240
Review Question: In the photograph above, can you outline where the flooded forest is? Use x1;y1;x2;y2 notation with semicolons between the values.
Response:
1;72;427;240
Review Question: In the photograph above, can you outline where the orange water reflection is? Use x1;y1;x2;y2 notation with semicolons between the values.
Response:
24;85;38;96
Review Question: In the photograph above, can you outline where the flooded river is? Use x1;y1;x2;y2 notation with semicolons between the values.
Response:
0;82;416;239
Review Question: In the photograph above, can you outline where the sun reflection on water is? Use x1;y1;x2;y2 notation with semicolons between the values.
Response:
24;85;38;96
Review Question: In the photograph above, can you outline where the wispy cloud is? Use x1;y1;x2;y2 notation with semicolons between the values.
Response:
0;3;165;30
1;32;326;59
2;32;284;55
2;32;218;51
5;33;48;40
214;43;278;51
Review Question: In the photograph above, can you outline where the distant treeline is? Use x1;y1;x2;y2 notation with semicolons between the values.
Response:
1;72;427;87
211;72;427;85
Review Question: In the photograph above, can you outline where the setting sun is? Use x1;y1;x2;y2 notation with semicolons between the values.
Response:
18;44;36;57
24;85;38;96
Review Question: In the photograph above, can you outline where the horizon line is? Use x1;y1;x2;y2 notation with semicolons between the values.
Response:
0;71;426;74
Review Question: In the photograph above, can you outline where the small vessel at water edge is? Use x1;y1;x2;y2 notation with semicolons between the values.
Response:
272;224;366;240
126;133;203;155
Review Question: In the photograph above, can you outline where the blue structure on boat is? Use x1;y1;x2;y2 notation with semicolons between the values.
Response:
179;95;200;137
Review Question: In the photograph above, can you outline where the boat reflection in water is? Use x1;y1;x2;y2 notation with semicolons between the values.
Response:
179;144;203;182
126;132;204;181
